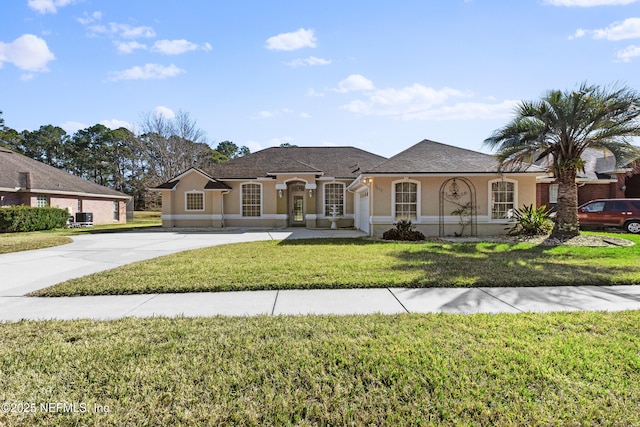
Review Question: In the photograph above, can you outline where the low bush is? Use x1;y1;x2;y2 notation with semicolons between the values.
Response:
0;206;69;232
382;219;425;241
507;204;554;236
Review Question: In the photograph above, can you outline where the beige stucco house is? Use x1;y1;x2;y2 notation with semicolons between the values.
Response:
152;140;545;237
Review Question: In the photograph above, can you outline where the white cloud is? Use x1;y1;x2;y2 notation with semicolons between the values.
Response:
402;100;519;121
265;28;316;51
287;56;332;67
333;74;375;93
109;64;185;81
268;136;295;146
151;39;211;55
154;106;176;119
244;140;264;153
338;83;515;121
60;121;87;134
300;112;311;119
28;0;77;14
20;73;35;82
77;11;102;25
306;88;325;97
88;23;156;39
0;34;55;72
545;0;638;5
593;18;640;40
341;84;469;116
617;44;640;61
251;108;295;119
569;28;586;39
115;41;147;54
100;119;134;130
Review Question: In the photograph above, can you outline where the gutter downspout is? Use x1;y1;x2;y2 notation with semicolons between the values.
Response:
221;190;229;228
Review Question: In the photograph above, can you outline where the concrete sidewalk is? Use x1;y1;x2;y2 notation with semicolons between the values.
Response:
2;228;639;322
2;285;640;322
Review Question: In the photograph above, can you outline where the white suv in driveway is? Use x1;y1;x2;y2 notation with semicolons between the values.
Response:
578;199;640;234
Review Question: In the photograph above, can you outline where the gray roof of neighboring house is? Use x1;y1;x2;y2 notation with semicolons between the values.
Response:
535;147;640;181
365;139;544;174
205;146;387;179
0;147;130;198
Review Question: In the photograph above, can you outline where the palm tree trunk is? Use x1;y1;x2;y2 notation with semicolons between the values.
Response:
551;167;580;238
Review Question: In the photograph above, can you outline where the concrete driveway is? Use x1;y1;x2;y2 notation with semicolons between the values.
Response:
0;228;366;297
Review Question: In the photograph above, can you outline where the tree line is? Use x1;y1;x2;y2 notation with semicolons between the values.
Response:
0;110;249;209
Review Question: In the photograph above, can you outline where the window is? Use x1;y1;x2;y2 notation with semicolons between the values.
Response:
549;184;558;204
185;192;204;211
77;199;82;213
36;194;49;207
113;201;120;221
582;201;605;213
491;180;515;219
394;181;418;220
324;183;344;216
242;183;261;217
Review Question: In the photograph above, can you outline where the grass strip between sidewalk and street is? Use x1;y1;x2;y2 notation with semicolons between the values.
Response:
1;312;639;426
31;232;640;297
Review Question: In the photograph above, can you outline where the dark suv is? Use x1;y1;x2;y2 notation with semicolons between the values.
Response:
578;199;640;234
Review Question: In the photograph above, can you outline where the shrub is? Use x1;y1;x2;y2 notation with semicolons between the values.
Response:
507;204;554;236
382;220;426;241
0;206;69;232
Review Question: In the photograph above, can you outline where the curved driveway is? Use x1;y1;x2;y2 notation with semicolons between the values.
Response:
0;228;365;297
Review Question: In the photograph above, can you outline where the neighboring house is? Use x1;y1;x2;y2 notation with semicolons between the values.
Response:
0;148;130;224
153;140;545;237
536;148;640;209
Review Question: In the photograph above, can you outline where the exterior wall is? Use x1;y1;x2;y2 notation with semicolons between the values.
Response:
160;172;224;227
367;174;539;237
537;178;625;209
315;179;355;229
0;191;126;224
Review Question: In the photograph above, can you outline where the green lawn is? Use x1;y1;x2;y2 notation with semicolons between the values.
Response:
0;211;161;254
32;232;640;297
1;312;639;426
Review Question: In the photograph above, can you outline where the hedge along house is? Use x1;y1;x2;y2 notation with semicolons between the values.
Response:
0;148;130;224
153;140;545;237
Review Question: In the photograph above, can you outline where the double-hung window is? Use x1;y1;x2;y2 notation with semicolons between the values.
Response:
490;180;516;219
242;183;261;217
324;183;344;216
394;181;418;220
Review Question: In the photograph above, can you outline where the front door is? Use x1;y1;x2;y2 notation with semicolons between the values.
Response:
289;183;306;226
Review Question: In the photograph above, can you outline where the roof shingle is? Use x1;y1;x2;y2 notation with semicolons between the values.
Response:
0;148;130;198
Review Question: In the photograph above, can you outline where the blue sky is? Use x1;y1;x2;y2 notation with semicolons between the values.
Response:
2;0;639;157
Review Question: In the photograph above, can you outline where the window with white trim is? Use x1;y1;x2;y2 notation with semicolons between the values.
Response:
113;201;120;220
549;184;559;204
324;183;344;216
242;183;261;217
185;191;204;211
394;181;418;220
36;194;49;207
490;180;516;219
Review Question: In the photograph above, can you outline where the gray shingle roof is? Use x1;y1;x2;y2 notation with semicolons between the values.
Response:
0;148;130;198
365;139;543;174
205;146;387;179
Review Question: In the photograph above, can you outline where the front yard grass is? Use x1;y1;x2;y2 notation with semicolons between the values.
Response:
0;211;161;254
32;232;640;297
1;312;639;426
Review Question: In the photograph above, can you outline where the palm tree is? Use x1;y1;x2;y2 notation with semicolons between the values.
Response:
485;82;640;238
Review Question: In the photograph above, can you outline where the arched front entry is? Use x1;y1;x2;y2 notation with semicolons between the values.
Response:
439;177;477;237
